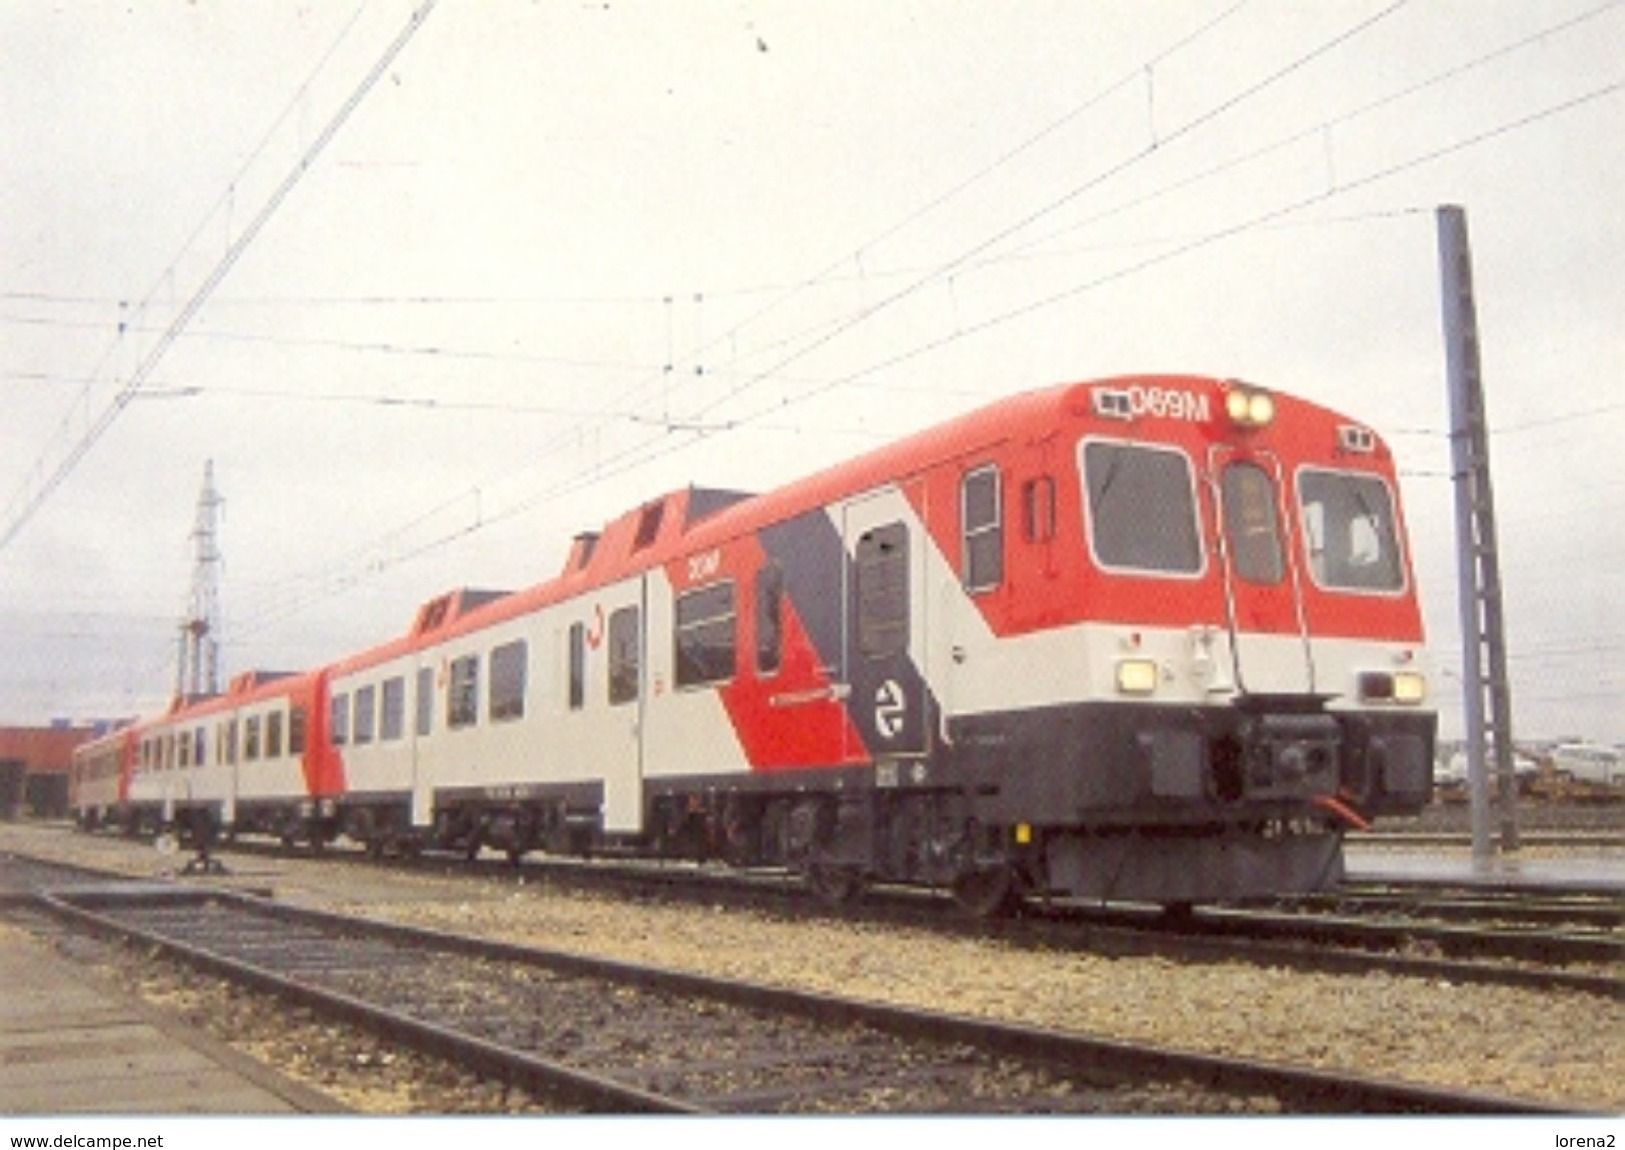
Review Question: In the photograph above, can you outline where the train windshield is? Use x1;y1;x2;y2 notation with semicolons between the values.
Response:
1080;441;1203;574
1296;469;1405;592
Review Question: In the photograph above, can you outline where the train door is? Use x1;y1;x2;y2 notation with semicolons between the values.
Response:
409;660;433;828
841;486;929;762
597;575;648;833
1207;446;1316;694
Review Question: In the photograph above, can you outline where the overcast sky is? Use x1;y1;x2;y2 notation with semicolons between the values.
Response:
2;1;1621;744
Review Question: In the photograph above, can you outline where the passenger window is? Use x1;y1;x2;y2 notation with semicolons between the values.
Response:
448;656;480;729
961;466;1003;593
490;640;527;721
568;622;586;711
381;677;406;741
244;716;261;761
1081;441;1203;574
266;711;283;758
856;523;909;660
289;708;307;755
415;667;434;736
608;607;640;705
675;582;736;688
354;685;377;745
330;694;349;747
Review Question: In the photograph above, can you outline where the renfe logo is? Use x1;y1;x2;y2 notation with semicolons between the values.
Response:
874;680;907;740
1093;385;1211;423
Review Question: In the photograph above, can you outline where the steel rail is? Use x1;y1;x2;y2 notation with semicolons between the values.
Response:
7;838;1614;997
1283;888;1623;929
281;843;1623;995
33;888;695;1114
32;884;1595;1116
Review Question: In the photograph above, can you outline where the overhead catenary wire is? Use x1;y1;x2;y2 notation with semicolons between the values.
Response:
514;0;1258;451
0;3;380;518
227;79;1625;642
221;17;1624;642
13;4;1619;736
15;3;1611;431
659;1;1417;438
0;1;440;558
231;1;1427;629
723;83;1625;437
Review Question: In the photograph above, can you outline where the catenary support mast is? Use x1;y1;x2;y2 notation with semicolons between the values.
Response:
1436;204;1519;859
175;460;224;699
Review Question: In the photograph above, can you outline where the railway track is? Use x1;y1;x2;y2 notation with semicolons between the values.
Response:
350;844;1622;995
1153;904;1620;996
0;850;126;901
87;831;1624;997
1285;882;1623;929
14;827;1620;999
14;877;1578;1116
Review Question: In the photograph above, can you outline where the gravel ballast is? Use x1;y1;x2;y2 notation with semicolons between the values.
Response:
4;822;1618;1112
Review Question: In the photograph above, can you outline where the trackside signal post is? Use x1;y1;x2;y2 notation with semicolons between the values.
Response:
1437;204;1520;860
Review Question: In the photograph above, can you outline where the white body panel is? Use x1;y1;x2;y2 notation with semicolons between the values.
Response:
182;717;234;823
332;651;422;800
324;576;665;834
943;615;1424;720
642;563;754;781
227;702;309;815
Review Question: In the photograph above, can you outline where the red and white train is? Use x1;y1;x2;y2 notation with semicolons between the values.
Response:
72;374;1435;911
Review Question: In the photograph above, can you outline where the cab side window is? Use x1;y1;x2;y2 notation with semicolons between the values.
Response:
961;465;1003;592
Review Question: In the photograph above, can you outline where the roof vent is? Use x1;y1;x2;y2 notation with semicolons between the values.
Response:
633;500;665;550
573;531;600;571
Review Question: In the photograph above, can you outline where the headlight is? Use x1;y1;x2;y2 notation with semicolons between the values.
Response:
1224;384;1275;428
1358;670;1427;705
1392;671;1427;704
1116;659;1160;695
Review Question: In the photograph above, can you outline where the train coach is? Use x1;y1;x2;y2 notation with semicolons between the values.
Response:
74;374;1435;913
72;669;338;842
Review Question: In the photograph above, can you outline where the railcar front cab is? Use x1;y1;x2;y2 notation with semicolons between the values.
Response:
1031;379;1435;906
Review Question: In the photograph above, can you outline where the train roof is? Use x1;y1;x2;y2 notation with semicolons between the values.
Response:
153;375;1398;685
98;667;322;737
321;373;1402;666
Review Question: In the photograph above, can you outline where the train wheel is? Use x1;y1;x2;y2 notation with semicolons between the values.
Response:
950;864;1022;919
805;863;865;908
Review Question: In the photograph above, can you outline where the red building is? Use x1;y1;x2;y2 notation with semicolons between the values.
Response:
0;724;99;819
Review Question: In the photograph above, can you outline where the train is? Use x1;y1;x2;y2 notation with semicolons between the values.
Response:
71;374;1436;913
